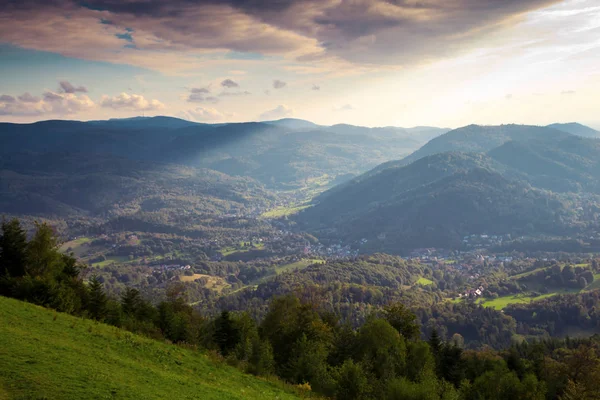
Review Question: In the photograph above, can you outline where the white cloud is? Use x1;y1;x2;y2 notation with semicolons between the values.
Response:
100;93;165;111
183;106;231;122
334;104;354;112
0;91;94;116
259;104;294;120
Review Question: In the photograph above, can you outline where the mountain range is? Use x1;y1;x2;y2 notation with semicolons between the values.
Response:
0;116;447;190
297;123;600;252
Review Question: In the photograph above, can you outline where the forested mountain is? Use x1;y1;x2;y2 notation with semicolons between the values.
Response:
297;153;570;252
0;152;272;218
548;122;600;138
0;117;445;189
370;124;572;174
295;123;600;253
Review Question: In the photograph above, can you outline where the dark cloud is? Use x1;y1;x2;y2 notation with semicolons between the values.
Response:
186;87;218;103
18;93;41;102
43;91;64;101
0;95;16;103
219;90;251;97
1;0;561;67
190;87;210;94
311;84;320;91
187;93;219;103
221;79;240;88
59;80;88;93
273;79;286;89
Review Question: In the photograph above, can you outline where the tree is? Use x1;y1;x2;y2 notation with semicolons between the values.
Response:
560;380;590;400
26;222;62;279
429;329;442;356
214;310;240;356
248;338;274;376
356;318;406;382
121;287;142;317
87;275;108;321
335;359;370;400
384;303;420;340
0;218;28;278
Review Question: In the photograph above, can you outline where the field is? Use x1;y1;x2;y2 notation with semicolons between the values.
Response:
0;296;305;400
261;204;311;219
274;259;324;275
220;242;265;256
416;277;433;286
179;273;230;292
476;289;581;310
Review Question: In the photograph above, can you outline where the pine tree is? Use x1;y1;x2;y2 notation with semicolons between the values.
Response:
428;328;442;356
0;218;28;278
214;310;240;356
87;275;108;321
121;287;141;317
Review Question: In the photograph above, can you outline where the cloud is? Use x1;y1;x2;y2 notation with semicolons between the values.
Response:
561;90;576;95
219;91;251;97
186;87;219;103
259;104;294;120
0;91;94;116
100;93;165;111
311;84;320;91
505;94;513;100
273;79;287;89
334;104;354;112
190;87;210;94
221;79;240;88
183;106;231;122
59;80;88;93
0;0;561;71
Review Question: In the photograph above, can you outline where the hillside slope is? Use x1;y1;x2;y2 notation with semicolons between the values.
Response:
0;118;442;189
547;122;599;138
0;296;302;400
367;124;572;176
297;153;570;252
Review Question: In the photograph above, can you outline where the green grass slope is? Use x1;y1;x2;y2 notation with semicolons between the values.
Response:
0;296;302;400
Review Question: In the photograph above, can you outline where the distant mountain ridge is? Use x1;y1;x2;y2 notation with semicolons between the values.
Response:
296;123;600;253
0;116;446;189
547;122;599;138
297;152;570;252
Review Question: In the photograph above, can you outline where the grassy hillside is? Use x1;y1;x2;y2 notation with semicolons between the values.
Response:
0;296;303;400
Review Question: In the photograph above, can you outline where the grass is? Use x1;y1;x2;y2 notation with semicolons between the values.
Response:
220;242;265;256
274;259;324;275
59;237;95;257
179;274;230;292
416;277;433;286
261;204;311;219
510;266;551;280
476;289;581;310
0;296;304;400
92;255;130;268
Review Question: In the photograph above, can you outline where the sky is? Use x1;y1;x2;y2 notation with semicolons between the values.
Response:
0;0;599;128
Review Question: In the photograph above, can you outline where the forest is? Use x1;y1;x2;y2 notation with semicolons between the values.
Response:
2;218;600;399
